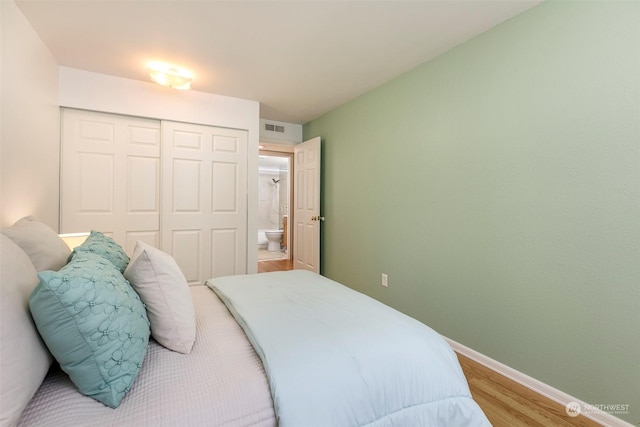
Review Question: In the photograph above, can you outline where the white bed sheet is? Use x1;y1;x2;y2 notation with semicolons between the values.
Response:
18;286;276;427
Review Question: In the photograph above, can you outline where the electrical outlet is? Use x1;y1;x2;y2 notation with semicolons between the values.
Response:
381;273;388;287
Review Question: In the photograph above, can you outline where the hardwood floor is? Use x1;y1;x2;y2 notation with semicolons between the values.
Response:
255;260;605;426
257;257;293;273
457;353;603;427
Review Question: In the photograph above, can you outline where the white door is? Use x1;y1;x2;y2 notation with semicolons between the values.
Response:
60;109;161;253
162;121;247;285
293;137;321;272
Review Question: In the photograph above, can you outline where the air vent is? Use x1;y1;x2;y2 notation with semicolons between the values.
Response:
264;123;285;133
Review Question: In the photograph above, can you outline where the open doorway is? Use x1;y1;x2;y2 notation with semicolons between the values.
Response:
258;150;292;264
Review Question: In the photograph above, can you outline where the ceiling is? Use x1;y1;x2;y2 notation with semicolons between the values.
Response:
16;0;541;124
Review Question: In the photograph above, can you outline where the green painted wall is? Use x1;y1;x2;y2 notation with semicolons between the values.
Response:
304;1;639;423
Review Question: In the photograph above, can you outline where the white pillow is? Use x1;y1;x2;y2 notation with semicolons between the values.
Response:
0;216;70;271
124;241;196;354
0;234;53;426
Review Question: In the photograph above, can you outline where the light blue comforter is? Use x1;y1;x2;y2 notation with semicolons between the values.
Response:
207;270;491;427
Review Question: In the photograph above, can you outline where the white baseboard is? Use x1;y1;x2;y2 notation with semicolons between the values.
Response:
445;337;634;427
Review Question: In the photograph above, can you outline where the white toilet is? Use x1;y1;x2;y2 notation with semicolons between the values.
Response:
264;230;283;252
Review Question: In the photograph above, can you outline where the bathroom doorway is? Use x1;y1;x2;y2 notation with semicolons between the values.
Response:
258;149;292;264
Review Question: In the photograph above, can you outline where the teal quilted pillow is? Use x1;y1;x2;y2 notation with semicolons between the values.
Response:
70;230;129;272
29;252;150;408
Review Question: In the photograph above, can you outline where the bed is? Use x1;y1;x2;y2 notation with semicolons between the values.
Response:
1;217;490;427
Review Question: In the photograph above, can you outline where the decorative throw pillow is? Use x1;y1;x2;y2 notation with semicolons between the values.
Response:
124;241;196;354
0;235;53;426
0;216;70;271
70;230;129;273
29;252;150;408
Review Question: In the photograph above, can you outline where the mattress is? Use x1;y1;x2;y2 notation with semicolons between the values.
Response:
18;286;276;427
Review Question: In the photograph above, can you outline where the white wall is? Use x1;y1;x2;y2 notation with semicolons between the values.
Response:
259;118;302;144
59;67;259;133
0;1;60;229
58;67;261;273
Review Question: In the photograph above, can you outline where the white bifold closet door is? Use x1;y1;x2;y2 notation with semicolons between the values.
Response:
161;121;247;285
60;108;161;254
61;109;248;285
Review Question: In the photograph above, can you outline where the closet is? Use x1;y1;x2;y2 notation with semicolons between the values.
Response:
60;108;248;285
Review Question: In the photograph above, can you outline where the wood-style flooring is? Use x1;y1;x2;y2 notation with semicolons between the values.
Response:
256;260;605;427
458;353;602;426
257;257;293;273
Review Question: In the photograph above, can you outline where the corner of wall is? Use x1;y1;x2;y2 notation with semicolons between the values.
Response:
1;0;60;229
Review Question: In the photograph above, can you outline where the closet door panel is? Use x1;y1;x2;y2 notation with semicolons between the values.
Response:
211;229;237;278
212;161;238;212
172;159;202;212
61;108;160;251
162;121;247;285
78;153;114;213
171;229;202;285
127;156;159;213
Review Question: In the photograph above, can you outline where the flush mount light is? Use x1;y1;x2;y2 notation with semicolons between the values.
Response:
147;61;193;90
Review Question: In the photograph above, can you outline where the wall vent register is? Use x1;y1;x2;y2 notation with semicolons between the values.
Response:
264;123;285;133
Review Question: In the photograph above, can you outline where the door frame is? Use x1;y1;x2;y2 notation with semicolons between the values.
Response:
258;147;294;262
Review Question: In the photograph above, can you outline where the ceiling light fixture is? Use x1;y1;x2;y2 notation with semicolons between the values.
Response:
147;61;193;90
